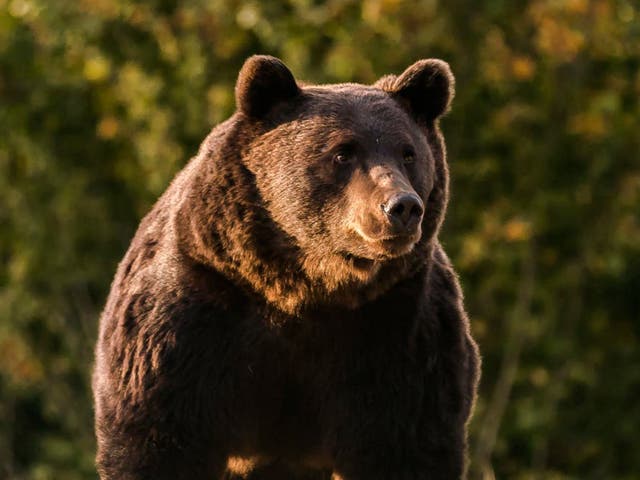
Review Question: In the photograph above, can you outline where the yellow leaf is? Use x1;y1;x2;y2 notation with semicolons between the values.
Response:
83;55;111;82
511;56;536;81
504;218;532;242
96;116;119;140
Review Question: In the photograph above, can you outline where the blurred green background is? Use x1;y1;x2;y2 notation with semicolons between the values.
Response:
1;0;638;478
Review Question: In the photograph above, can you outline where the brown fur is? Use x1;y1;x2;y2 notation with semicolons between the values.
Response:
93;55;480;480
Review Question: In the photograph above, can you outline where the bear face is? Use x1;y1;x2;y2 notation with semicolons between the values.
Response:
177;56;454;315
245;87;432;282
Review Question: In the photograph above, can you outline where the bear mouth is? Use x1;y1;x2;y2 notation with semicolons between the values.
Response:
379;235;419;256
357;234;419;259
339;239;416;272
350;226;420;258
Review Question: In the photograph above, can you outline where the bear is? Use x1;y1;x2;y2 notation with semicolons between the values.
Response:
92;55;480;480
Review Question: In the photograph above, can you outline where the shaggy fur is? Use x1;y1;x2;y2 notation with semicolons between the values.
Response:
93;55;480;480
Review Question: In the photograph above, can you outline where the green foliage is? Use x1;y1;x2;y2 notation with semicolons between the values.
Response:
1;0;638;478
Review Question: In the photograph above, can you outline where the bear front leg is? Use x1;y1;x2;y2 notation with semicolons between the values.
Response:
95;417;228;480
327;337;475;480
331;431;466;480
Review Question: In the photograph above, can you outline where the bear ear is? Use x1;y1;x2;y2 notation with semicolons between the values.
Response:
235;55;301;118
380;59;455;123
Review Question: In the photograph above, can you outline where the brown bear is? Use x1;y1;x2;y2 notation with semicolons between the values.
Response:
93;55;480;480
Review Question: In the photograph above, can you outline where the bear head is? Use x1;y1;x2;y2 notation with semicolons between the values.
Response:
178;55;454;315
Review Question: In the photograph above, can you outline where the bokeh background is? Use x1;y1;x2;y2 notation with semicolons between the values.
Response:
1;0;639;478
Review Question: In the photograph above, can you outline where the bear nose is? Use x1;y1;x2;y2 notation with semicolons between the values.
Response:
382;192;424;231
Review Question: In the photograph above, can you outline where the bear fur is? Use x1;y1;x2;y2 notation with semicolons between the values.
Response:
93;55;480;480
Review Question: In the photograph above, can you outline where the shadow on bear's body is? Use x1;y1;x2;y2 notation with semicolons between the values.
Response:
93;55;480;480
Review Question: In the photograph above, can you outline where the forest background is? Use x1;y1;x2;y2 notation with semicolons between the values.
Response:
1;0;639;478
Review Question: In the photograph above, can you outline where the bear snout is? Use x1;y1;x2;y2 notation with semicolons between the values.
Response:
348;193;424;259
381;191;424;234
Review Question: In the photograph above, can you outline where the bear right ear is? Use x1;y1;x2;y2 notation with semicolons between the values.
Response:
235;55;301;118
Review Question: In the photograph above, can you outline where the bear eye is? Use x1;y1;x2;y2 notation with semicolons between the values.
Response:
332;146;355;165
333;152;350;164
403;148;416;164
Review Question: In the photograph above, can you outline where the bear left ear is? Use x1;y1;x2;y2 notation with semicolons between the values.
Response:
235;55;301;118
379;59;455;123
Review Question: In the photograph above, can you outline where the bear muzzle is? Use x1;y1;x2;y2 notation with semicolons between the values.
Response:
348;192;424;261
381;191;424;234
